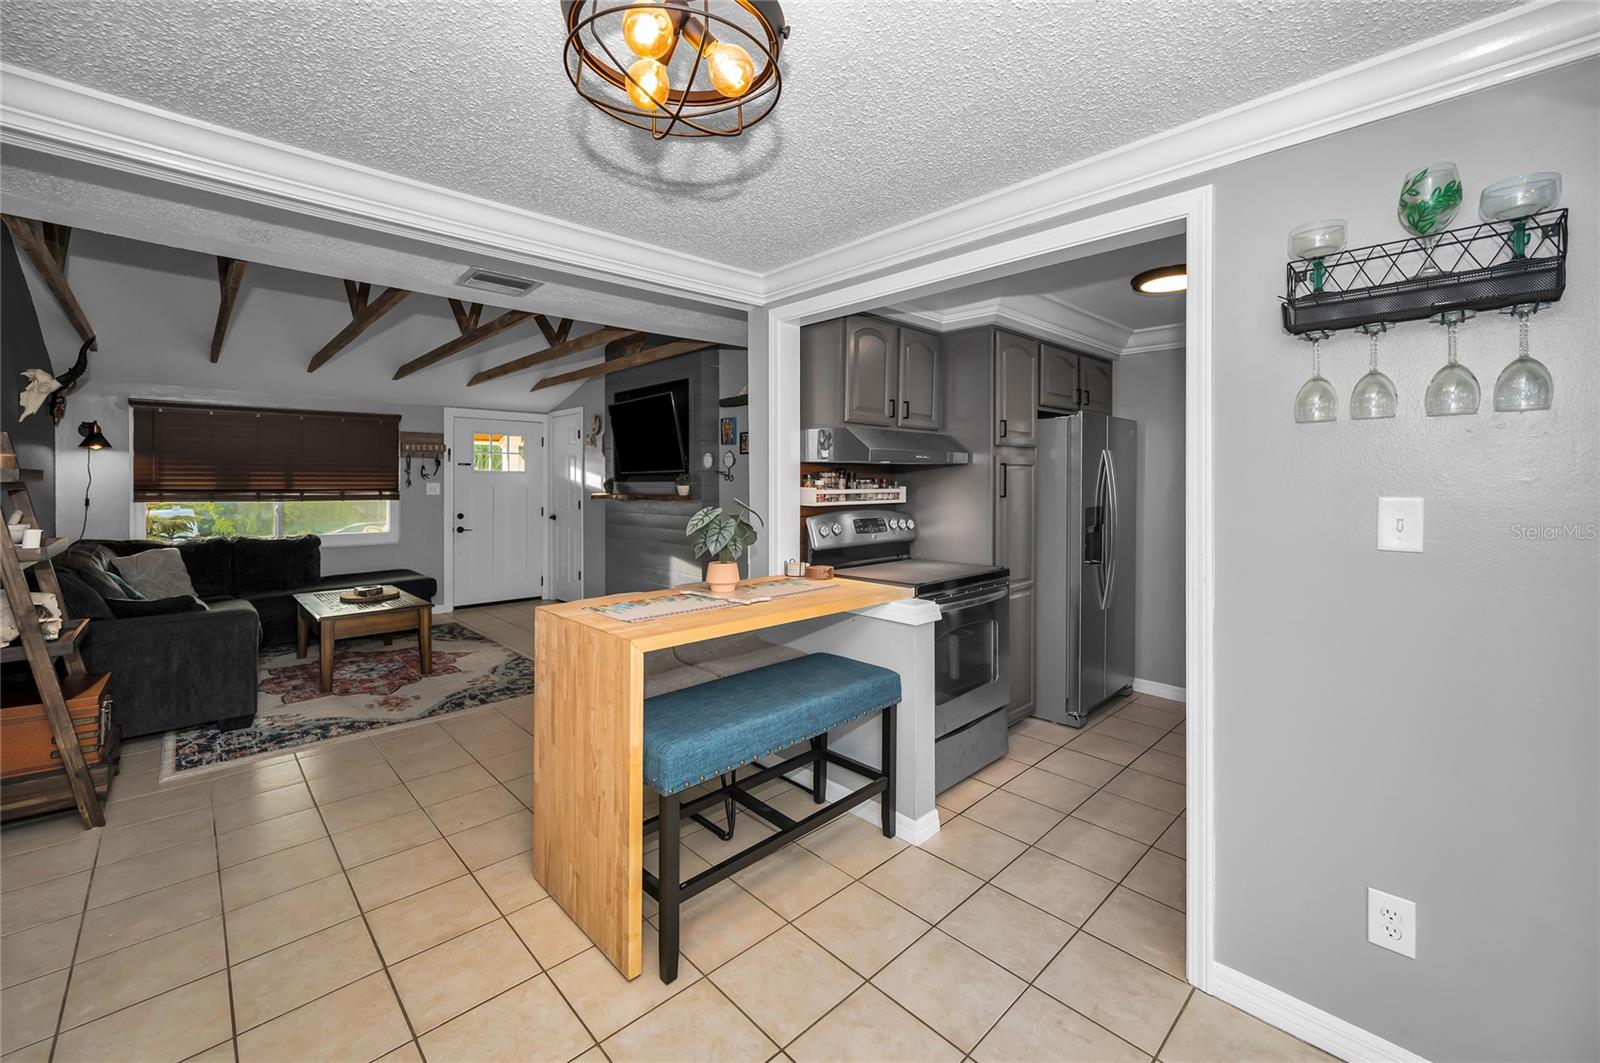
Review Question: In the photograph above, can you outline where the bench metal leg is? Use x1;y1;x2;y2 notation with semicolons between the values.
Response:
882;702;897;837
658;793;681;983
690;772;738;841
811;734;828;804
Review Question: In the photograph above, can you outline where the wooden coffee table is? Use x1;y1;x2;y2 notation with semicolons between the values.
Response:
293;587;433;694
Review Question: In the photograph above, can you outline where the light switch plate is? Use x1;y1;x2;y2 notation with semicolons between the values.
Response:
1378;497;1423;552
426;482;441;496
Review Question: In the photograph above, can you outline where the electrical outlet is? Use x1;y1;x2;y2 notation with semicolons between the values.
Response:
1368;888;1416;958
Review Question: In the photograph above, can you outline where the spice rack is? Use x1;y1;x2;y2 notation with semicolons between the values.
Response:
800;485;908;507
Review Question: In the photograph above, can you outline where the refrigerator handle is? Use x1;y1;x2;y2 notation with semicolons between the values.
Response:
1102;446;1119;609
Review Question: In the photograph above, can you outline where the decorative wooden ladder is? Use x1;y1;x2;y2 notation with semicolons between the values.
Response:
1;433;104;827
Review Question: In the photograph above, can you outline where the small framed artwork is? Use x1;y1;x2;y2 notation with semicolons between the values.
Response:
738;432;749;454
720;417;737;445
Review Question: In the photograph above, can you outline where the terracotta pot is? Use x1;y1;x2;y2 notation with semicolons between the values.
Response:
705;560;740;593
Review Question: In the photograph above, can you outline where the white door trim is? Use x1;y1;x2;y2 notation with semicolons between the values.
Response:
547;405;586;602
758;186;1217;993
441;406;550;613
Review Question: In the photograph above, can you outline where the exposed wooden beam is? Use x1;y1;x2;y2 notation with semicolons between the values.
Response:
605;334;649;359
448;299;483;335
533;315;574;347
469;327;640;387
531;339;717;392
342;280;370;317
391;309;534;380
209;257;247;363
2;214;96;350
306;286;410;372
41;223;71;274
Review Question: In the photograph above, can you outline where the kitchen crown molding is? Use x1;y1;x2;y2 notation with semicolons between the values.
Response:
1;2;1594;311
879;292;1184;360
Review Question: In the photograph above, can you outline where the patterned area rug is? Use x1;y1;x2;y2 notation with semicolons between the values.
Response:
160;621;533;779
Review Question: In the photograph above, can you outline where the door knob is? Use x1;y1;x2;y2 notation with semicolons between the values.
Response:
455;525;472;533
548;514;557;521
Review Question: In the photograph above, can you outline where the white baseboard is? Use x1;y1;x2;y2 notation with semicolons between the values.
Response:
1132;677;1187;703
1210;962;1427;1063
772;766;943;845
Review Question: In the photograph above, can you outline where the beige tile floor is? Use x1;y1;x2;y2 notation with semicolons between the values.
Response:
0;602;1333;1063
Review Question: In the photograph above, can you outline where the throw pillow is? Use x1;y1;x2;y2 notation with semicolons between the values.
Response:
60;557;146;603
54;568;115;620
106;595;209;619
114;548;198;600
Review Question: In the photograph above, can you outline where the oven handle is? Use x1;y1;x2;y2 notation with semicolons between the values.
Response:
932;585;1010;612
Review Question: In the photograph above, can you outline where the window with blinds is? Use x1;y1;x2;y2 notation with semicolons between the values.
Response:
131;400;400;501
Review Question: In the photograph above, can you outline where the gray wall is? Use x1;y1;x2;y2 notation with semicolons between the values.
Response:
718;349;751;513
569;376;608;599
1;228;57;533
1106;61;1594;1059
1112;347;1185;688
604;350;719;592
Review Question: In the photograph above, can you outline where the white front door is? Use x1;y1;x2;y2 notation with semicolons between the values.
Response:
451;414;547;606
548;409;586;602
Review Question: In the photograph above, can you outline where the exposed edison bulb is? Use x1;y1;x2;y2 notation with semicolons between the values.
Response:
704;40;755;98
626;57;671;111
621;4;674;59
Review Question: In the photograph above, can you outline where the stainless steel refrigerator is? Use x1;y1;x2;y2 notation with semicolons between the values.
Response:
1035;412;1137;727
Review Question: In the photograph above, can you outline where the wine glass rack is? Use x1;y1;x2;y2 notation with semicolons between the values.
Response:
1282;208;1567;335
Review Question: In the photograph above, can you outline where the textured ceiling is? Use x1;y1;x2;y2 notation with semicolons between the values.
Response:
1;0;1517;273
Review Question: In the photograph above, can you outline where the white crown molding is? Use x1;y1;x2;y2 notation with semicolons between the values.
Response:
1210;962;1428;1063
763;1;1600;304
0;3;1593;312
882;291;1184;360
0;64;766;309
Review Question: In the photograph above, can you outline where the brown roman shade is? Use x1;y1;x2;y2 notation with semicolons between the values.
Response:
131;400;400;501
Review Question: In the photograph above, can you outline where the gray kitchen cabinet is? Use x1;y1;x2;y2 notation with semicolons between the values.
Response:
995;451;1036;721
993;331;1038;447
1008;583;1036;720
1038;343;1080;412
843;315;899;427
896;326;942;430
994;456;1035;584
1079;355;1114;415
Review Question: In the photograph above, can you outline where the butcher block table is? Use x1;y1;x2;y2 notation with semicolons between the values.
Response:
293;587;432;694
533;575;910;979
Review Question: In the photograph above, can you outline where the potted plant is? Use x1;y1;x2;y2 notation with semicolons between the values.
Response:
685;500;763;593
674;472;692;497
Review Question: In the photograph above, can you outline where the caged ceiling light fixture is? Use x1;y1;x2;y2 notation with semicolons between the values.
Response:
564;0;790;140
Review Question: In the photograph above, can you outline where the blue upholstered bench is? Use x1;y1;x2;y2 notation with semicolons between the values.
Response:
643;652;900;982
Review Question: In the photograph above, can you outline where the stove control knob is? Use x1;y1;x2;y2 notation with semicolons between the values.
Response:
893;519;905;530
905;519;916;530
816;524;830;538
831;522;843;536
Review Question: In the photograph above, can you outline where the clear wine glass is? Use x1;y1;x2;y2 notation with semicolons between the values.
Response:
1398;161;1463;278
1493;305;1552;412
1294;333;1337;424
1424;311;1480;416
1351;324;1398;420
1288;219;1347;293
1480;172;1562;259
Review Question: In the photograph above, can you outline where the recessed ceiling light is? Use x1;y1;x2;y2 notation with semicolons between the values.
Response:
456;267;541;297
1131;264;1187;295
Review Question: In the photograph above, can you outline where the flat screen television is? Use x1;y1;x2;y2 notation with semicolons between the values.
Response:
608;381;690;480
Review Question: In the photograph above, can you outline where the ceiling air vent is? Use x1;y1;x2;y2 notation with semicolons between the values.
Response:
455;267;541;297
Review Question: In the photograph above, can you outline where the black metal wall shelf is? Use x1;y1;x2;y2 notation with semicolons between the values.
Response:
1282;209;1567;335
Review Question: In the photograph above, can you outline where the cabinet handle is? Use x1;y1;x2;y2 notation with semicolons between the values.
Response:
1000;463;1008;498
1083;389;1091;407
999;418;1008;438
902;399;909;420
887;399;895;417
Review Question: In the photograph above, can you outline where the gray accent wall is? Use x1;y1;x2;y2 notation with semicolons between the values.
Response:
1112;347;1185;688
1092;61;1594;1059
2;228;57;533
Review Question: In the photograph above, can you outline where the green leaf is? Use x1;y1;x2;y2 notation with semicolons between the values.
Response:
685;506;722;537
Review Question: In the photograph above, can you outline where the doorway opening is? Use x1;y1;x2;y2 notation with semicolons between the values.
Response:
442;407;550;611
760;187;1215;990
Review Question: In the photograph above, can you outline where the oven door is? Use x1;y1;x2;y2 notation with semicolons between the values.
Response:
929;579;1011;738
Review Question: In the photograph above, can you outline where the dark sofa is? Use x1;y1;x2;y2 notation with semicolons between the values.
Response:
55;536;436;738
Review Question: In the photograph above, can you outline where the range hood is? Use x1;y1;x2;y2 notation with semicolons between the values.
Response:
803;426;971;466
